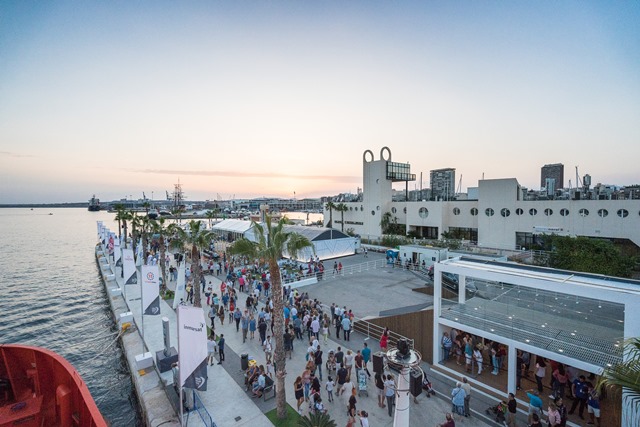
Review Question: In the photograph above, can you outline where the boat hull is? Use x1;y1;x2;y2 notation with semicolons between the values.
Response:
0;344;107;427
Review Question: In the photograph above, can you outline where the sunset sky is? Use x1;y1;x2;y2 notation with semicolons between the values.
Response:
1;1;639;203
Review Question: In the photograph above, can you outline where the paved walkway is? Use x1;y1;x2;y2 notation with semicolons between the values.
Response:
116;248;511;427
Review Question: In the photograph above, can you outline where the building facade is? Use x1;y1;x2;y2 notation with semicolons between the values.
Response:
540;163;564;190
327;148;640;250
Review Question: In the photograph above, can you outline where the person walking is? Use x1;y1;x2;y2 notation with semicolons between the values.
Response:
451;382;466;417
341;316;351;341
207;334;217;366
361;342;372;378
375;371;385;408
384;374;396;417
461;377;471;417
505;392;517;427
241;312;249;343
217;334;225;364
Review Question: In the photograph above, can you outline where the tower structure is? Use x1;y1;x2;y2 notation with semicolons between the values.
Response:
541;163;564;190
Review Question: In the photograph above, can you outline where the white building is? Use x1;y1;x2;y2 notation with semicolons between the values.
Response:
328;147;640;250
432;257;640;426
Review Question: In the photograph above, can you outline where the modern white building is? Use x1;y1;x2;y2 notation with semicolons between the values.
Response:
431;257;640;426
328;147;640;250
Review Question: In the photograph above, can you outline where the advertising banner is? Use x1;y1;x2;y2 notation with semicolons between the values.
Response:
136;238;144;267
172;262;186;310
114;237;122;268
108;233;115;255
122;248;137;285
141;265;160;315
177;305;208;390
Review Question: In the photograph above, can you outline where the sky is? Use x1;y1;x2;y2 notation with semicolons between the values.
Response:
1;1;639;204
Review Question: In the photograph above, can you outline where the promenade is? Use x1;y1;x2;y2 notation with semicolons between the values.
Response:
101;244;510;426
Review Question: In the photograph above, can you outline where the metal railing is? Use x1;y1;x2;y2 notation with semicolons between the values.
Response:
319;303;415;350
186;390;216;427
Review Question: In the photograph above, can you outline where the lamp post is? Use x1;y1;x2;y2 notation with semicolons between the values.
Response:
386;339;422;427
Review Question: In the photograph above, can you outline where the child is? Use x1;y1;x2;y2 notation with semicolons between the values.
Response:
473;347;483;375
314;396;327;414
325;376;335;403
322;322;329;345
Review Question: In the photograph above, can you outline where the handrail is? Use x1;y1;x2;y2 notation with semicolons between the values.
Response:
318;303;415;351
186;389;216;427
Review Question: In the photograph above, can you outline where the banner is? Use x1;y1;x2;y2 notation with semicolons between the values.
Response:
136;238;144;267
114;237;122;268
172;262;186;310
141;265;160;315
177;305;208;390
122;248;137;285
96;221;103;236
108;233;115;255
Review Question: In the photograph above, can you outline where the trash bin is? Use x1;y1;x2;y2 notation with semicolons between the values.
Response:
241;353;249;371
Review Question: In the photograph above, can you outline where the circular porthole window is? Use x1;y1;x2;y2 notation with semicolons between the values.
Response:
391;207;397;214
403;207;407;214
349;207;353;211
617;209;628;218
598;209;608;218
376;206;380;211
544;208;553;216
529;208;538;216
453;207;460;215
579;208;589;217
485;208;495;217
515;208;523;216
560;208;569;216
371;210;376;216
418;207;429;218
500;208;510;217
470;208;478;216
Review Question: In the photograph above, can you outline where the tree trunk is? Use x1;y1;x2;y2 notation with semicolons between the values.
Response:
341;212;345;232
159;236;167;294
268;259;288;419
192;245;202;308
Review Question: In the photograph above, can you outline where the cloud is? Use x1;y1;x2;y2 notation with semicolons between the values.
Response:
129;168;359;183
0;151;36;158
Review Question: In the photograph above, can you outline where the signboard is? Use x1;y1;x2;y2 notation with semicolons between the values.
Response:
177;305;208;390
142;265;160;315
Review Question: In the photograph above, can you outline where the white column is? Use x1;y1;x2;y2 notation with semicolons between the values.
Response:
393;366;411;427
433;268;442;365
458;274;466;304
507;344;517;394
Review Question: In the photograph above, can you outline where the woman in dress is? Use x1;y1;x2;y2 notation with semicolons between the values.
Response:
294;376;305;414
380;328;389;352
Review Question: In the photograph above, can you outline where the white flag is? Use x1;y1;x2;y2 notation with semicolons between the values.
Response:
122;248;137;285
141;265;160;315
177;305;208;390
172;262;186;310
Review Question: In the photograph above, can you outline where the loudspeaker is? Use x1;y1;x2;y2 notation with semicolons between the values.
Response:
410;368;423;397
373;352;384;374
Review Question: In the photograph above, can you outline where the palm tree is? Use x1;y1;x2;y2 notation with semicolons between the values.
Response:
598;337;640;415
150;217;170;294
380;211;392;234
142;200;151;215
335;203;348;232
205;209;216;228
228;216;313;420
130;212;143;260
297;412;337;427
168;220;213;308
325;201;336;228
113;203;127;246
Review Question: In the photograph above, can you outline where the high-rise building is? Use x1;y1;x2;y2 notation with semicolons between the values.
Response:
430;168;456;200
541;163;564;190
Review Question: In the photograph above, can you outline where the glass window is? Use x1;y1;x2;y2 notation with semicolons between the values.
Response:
579;208;589;217
419;207;429;218
500;208;510;217
485;208;495;217
544;208;553;216
470;208;478;216
529;208;538;216
391;207;397;214
453;207;460;215
403;207;407;214
560;208;569;216
515;208;523;215
598;209;608;218
617;209;628;218
371;210;375;216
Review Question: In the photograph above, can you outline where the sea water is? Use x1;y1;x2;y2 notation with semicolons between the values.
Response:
0;208;142;426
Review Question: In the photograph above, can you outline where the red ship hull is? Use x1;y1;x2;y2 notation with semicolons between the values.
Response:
0;344;107;427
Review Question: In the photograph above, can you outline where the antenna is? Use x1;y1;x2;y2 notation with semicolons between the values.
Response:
456;175;463;194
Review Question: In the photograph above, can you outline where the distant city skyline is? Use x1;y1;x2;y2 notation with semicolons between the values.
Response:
1;2;639;203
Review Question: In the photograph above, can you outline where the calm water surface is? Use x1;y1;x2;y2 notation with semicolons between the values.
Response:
0;208;142;426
